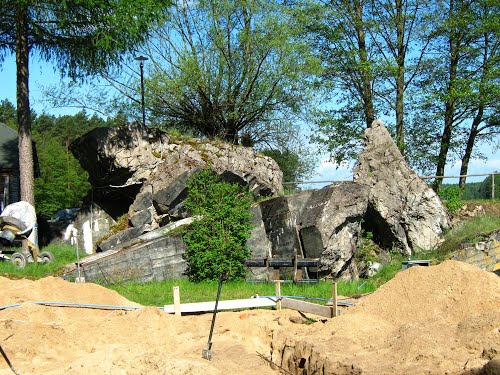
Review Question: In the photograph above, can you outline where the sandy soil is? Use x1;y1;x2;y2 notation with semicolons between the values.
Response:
0;260;498;375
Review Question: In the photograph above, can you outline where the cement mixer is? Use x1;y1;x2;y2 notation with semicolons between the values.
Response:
0;201;54;268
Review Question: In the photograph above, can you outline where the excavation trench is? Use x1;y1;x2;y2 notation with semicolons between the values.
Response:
269;332;362;375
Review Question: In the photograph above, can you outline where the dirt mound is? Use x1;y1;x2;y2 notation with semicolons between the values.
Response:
0;276;280;375
353;260;500;324
0;276;139;306
454;201;500;222
0;261;498;375
271;260;500;374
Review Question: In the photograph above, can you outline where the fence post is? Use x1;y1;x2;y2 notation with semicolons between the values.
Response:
173;286;181;316
332;282;338;317
275;279;282;311
492;174;495;200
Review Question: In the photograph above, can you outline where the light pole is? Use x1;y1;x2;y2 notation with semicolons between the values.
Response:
135;55;148;129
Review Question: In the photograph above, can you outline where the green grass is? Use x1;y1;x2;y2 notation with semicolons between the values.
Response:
438;214;500;255
0;241;404;307
0;244;79;279
1;206;497;308
106;257;403;307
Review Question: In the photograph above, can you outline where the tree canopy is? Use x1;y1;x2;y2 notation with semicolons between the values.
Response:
308;0;499;189
144;0;319;145
0;0;169;207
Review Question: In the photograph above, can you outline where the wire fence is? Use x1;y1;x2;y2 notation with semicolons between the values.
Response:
283;172;500;200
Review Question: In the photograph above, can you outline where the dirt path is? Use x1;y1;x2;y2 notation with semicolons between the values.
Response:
0;260;498;374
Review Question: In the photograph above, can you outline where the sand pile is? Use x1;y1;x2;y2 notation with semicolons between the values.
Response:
0;260;498;375
270;260;500;374
0;277;279;375
0;276;139;307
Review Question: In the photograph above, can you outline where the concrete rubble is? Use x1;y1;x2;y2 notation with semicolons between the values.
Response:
61;121;451;282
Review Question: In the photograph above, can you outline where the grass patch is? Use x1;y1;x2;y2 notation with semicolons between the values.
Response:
0;244;80;279
438;214;500;255
107;258;404;307
107;279;356;307
2;203;497;310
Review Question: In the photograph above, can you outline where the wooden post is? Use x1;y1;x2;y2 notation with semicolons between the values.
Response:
332;282;338;317
492;174;495;200
275;279;282;311
173;286;181;316
273;268;280;282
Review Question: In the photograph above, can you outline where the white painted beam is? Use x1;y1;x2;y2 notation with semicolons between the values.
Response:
163;298;276;314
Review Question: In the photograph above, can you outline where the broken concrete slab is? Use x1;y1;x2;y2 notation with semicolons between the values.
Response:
354;120;450;254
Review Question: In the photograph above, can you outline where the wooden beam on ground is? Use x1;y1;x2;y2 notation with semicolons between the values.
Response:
163;298;276;314
281;298;334;318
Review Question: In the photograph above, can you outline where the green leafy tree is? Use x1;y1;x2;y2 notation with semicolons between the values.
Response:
462;181;482;199
308;0;498;183
261;149;313;186
367;0;432;153
32;111;106;218
33;137;90;218
0;99;17;129
407;0;500;191
478;173;500;199
457;1;499;189
259;120;317;190
0;0;169;207
308;0;432;162
306;0;380;164
438;184;463;214
182;170;253;281
144;0;318;145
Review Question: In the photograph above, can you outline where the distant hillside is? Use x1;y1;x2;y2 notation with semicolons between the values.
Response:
442;173;499;200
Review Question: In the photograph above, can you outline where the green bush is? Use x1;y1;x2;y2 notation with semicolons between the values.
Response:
438;185;463;214
182;169;253;282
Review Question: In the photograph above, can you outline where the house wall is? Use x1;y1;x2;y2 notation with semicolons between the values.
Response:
0;170;20;212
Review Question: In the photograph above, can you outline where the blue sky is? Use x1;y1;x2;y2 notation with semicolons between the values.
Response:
1;54;499;185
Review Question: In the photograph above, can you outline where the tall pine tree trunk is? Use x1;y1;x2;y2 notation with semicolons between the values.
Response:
16;5;35;205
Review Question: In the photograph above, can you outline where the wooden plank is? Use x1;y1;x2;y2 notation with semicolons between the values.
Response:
273;268;280;282
163;298;276;314
281;298;333;318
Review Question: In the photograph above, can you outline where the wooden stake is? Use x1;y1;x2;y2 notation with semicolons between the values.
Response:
273;268;280;282
332;282;338;317
275;279;282;311
173;286;181;316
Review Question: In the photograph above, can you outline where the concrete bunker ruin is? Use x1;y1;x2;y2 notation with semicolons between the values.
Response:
62;121;450;283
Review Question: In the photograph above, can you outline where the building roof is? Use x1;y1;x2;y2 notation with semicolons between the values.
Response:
0;122;19;170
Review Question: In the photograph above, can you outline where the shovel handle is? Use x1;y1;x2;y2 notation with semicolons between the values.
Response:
206;273;227;348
